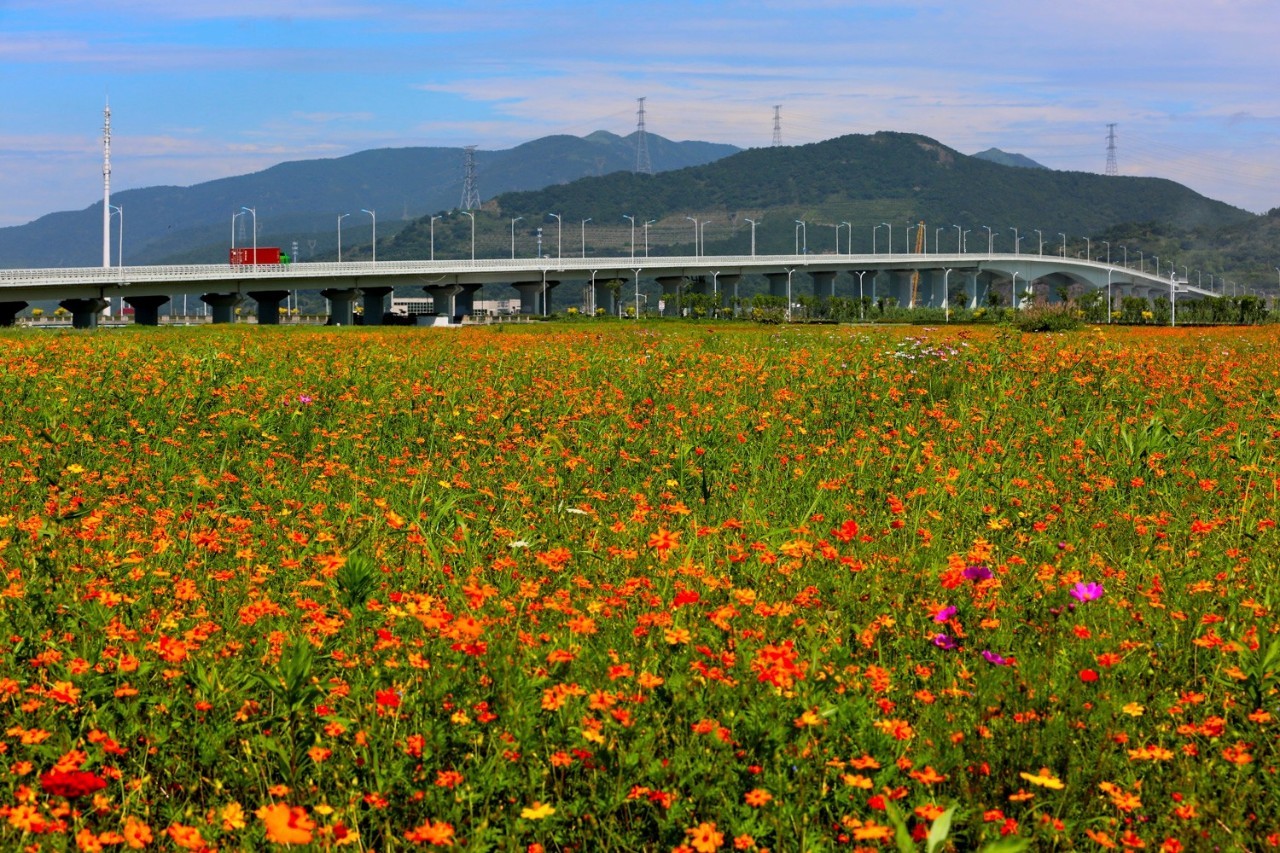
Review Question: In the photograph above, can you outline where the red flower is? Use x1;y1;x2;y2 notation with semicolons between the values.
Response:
375;689;403;708
40;770;107;799
1079;669;1099;683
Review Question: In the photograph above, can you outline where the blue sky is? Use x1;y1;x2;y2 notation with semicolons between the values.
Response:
2;0;1278;227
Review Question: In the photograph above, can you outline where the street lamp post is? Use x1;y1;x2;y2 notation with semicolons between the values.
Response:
361;208;376;263
644;220;655;257
699;220;710;257
880;222;892;255
963;230;970;253
1034;229;1044;255
1119;245;1127;268
109;204;123;268
1009;227;1020;255
873;224;882;255
580;218;591;258
232;210;245;249
744;218;758;256
1058;233;1067;258
794;220;806;255
685;216;699;257
623;215;636;260
842;222;852;256
855;270;867;319
1084;238;1091;262
430;215;441;261
241;206;257;268
831;223;841;254
548;213;562;261
510;216;523;259
954;224;962;254
1153;255;1159;278
1102;241;1110;263
983;226;994;253
460;211;475;261
337;213;349;262
935;227;943;254
943;268;952;322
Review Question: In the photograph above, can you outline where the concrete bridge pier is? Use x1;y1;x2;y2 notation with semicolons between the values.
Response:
887;271;914;307
914;271;942;308
201;293;242;324
511;281;557;315
124;295;170;326
360;287;395;324
716;275;740;315
765;272;789;300
452;284;483;320
685;276;709;295
425;284;463;319
810;270;838;300
0;301;28;327
248;291;289;325
586;280;617;316
655;276;684;316
60;297;109;329
322;288;360;325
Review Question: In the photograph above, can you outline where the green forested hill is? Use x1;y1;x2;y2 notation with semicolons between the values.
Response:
379;131;1270;288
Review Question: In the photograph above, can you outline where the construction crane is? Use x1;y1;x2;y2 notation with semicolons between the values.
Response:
909;221;926;307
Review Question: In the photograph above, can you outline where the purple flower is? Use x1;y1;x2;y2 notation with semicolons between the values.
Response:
299;394;314;405
963;564;993;582
981;650;1010;666
933;605;957;623
1069;581;1104;603
932;633;958;651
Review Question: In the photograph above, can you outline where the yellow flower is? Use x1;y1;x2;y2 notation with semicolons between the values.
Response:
521;801;556;820
1019;768;1064;789
1121;702;1145;717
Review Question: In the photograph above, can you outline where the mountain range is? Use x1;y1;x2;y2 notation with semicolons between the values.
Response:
0;132;738;269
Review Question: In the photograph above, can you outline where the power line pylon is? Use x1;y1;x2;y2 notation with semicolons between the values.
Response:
460;145;481;209
635;97;652;175
772;105;782;147
1105;123;1118;176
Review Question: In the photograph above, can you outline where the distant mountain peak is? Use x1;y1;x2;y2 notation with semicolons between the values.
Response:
972;148;1049;170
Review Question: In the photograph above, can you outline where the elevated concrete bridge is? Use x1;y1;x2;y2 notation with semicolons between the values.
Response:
0;252;1215;328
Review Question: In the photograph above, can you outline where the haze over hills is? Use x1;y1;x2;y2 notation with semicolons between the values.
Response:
0;132;739;269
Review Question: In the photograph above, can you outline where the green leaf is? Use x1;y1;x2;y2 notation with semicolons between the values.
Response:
926;805;957;853
884;800;917;853
978;837;1031;853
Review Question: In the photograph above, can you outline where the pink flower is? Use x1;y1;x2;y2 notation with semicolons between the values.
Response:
1069;581;1104;603
933;605;957;623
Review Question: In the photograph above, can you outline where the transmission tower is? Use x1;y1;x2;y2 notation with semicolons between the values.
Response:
1105;123;1118;176
460;145;481;209
772;105;782;147
634;97;652;175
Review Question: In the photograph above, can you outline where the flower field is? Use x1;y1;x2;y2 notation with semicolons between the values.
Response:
0;322;1277;851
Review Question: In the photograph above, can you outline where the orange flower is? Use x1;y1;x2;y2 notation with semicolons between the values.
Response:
404;819;455;846
648;528;680;553
685;821;724;852
743;788;772;807
256;803;316;845
122;816;153;849
165;823;207;850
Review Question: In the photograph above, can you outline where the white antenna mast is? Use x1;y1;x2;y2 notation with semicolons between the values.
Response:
103;100;112;267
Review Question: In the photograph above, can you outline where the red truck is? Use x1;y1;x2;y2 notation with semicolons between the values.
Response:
229;247;288;265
